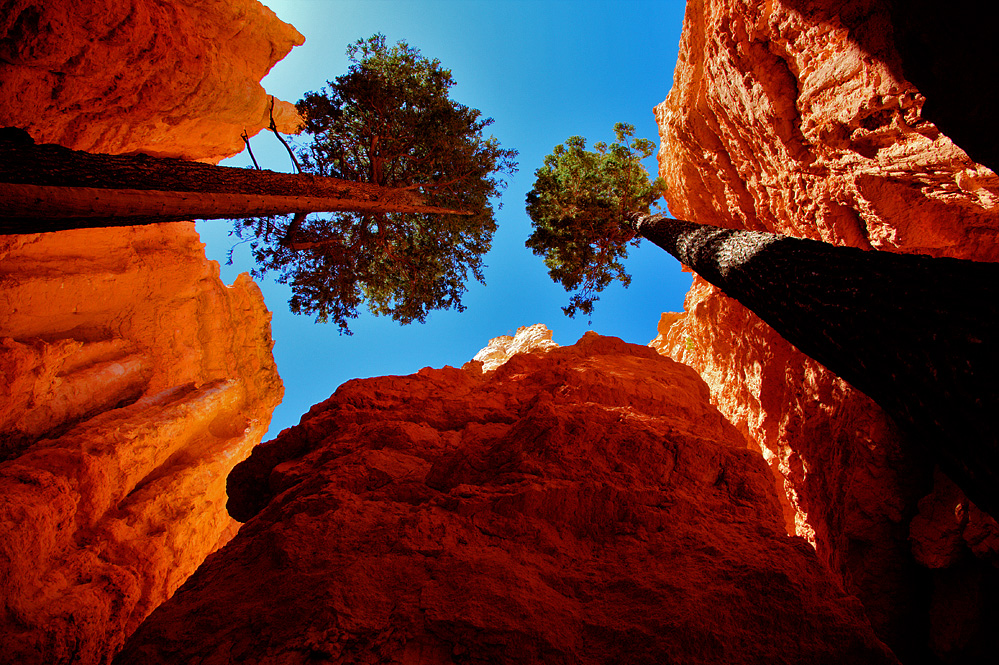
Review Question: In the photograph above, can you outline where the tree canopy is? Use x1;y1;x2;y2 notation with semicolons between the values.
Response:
524;123;664;317
236;34;517;334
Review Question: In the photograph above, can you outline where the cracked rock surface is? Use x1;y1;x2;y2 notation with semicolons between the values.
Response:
118;328;897;665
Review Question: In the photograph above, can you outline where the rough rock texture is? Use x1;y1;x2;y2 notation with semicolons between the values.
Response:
652;1;999;662
0;224;283;665
471;323;560;372
117;327;898;664
0;1;290;662
657;0;999;260
651;282;933;660
0;0;304;162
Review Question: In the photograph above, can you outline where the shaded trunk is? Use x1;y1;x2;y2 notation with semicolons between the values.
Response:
636;214;999;519
1;184;468;234
0;139;467;234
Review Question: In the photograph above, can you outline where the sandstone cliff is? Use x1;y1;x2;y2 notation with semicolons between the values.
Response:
0;0;303;162
117;327;897;665
0;1;290;662
651;1;999;662
0;224;283;665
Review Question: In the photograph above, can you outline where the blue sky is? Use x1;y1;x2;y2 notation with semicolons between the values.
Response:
196;0;689;439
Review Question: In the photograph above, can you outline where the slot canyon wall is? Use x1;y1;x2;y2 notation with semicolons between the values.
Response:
0;0;295;662
3;0;998;664
650;0;999;662
115;326;899;664
0;0;303;161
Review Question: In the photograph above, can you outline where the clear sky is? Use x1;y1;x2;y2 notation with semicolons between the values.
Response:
196;0;690;439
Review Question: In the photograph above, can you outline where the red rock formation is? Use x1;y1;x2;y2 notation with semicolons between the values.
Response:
0;1;290;662
651;0;999;661
117;327;898;664
0;224;282;665
657;0;999;260
0;0;303;162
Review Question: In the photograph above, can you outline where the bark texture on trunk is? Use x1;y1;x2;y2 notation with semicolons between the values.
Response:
637;214;999;518
0;184;467;234
0;139;464;233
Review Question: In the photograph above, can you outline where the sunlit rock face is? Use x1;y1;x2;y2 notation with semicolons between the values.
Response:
0;1;289;662
652;0;999;662
0;225;283;665
470;323;560;372
657;0;999;259
0;0;303;162
116;327;898;665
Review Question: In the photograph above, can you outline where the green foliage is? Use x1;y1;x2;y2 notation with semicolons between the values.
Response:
525;123;664;318
237;34;517;334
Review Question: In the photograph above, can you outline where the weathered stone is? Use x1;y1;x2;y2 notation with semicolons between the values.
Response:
657;0;999;260
0;224;282;665
651;1;999;661
117;327;898;665
0;1;291;661
0;0;303;162
469;323;560;372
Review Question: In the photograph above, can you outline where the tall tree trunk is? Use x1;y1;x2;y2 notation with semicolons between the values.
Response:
0;139;467;234
636;214;999;519
0;184;469;234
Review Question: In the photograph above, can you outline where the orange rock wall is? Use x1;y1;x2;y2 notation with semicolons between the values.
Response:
0;1;289;662
656;0;999;259
652;0;999;661
0;0;303;161
0;224;282;665
116;328;898;664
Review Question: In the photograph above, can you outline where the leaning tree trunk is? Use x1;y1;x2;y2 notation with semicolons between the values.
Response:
635;214;999;519
0;137;466;234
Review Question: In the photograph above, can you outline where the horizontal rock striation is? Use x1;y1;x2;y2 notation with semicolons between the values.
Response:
0;0;303;162
117;327;897;665
0;224;282;665
652;0;999;662
1;2;293;661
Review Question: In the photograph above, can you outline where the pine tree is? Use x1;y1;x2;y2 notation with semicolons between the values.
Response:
525;123;663;317
239;34;517;334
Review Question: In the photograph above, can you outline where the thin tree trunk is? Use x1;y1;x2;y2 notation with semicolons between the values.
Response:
0;183;467;234
636;214;999;519
0;140;468;234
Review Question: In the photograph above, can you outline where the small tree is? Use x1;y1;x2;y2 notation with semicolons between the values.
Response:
237;34;517;334
525;123;664;317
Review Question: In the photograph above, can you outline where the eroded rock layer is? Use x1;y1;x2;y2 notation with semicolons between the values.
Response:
117;328;897;665
656;0;999;259
0;1;291;661
652;1;999;662
0;0;303;162
0;224;282;665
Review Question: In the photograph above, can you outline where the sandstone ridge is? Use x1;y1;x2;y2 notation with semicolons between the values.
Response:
119;326;897;664
0;0;304;162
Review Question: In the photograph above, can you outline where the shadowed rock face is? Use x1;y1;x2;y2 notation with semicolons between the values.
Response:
117;329;898;665
638;216;999;521
652;0;999;662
